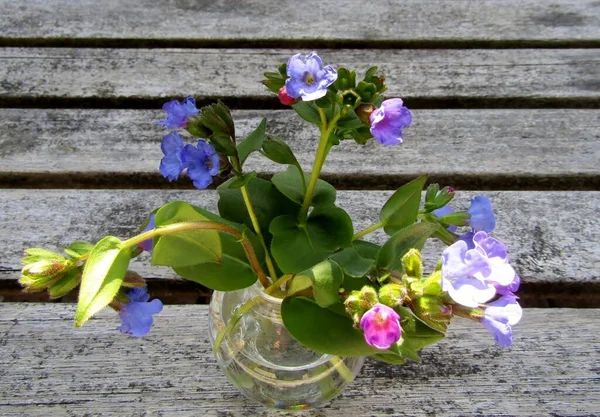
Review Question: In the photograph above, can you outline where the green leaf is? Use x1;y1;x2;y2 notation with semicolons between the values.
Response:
237;118;266;165
292;101;321;125
174;233;258;291
330;245;374;278
271;166;336;207
75;236;130;327
261;136;300;166
217;177;299;241
295;260;344;307
270;205;353;274
64;241;94;259
371;353;406;365
376;223;439;272
228;172;257;189
380;175;427;235
152;201;222;268
281;297;382;356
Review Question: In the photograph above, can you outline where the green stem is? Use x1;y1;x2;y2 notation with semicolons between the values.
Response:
213;296;263;355
264;274;293;296
240;185;279;282
328;356;355;382
122;221;270;288
298;113;340;224
352;220;386;241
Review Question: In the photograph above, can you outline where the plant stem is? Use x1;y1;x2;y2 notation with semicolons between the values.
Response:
264;274;293;296
352;220;386;241
328;356;355;382
122;221;270;288
298;113;340;224
213;296;263;355
240;185;279;282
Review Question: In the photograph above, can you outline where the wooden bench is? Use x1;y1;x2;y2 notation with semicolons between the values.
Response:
1;1;599;415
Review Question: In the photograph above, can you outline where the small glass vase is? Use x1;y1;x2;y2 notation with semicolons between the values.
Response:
208;281;365;410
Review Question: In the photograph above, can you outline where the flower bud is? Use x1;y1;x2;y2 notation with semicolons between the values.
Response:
344;285;379;327
402;249;423;279
378;283;408;308
412;295;452;333
20;259;70;292
355;104;375;125
278;86;298;106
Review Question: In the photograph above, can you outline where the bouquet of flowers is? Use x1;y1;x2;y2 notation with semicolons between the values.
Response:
19;51;522;406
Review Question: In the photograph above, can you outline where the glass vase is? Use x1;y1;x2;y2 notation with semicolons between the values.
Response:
208;281;365;410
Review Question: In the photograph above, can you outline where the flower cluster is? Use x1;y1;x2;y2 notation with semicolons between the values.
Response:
21;51;523;362
157;97;220;189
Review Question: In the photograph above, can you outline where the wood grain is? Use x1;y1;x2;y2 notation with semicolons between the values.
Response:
1;189;598;290
1;48;599;104
1;109;599;189
0;305;597;416
1;0;599;44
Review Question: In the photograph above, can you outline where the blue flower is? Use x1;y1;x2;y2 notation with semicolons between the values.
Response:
468;195;496;233
117;288;163;337
138;214;156;252
369;98;413;146
481;294;522;347
442;231;517;308
160;132;186;181
285;52;337;101
157;96;199;130
181;140;220;190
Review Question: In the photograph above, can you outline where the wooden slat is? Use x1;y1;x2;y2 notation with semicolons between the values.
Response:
1;109;599;190
1;189;598;290
1;0;599;44
0;305;597;416
1;48;599;103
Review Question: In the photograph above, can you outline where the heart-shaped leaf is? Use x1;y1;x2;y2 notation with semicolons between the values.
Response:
380;175;427;235
271;166;336;208
376;223;439;272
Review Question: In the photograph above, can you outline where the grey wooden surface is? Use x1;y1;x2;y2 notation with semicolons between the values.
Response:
2;0;599;44
1;109;599;190
0;305;598;417
1;0;600;415
1;48;599;103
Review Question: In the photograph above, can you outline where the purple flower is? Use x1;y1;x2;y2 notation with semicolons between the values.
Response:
468;196;496;233
369;98;413;146
433;205;458;233
117;288;163;337
160;132;186;181
481;295;522;347
285;52;337;102
157;96;199;130
442;231;516;308
181;140;220;190
360;303;402;349
138;214;156;252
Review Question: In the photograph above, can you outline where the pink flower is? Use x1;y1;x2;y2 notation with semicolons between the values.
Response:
278;86;297;106
359;303;402;349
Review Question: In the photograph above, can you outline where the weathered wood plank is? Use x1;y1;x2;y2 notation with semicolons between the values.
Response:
0;305;597;416
1;48;599;103
1;109;599;190
1;0;599;44
1;190;598;291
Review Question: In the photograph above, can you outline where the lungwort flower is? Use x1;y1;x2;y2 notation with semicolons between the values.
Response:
157;96;199;130
159;133;220;189
117;288;163;337
481;295;523;347
468;195;496;233
360;303;402;349
138;214;156;252
442;231;517;308
181;140;220;190
369;98;413;146
285;52;337;101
